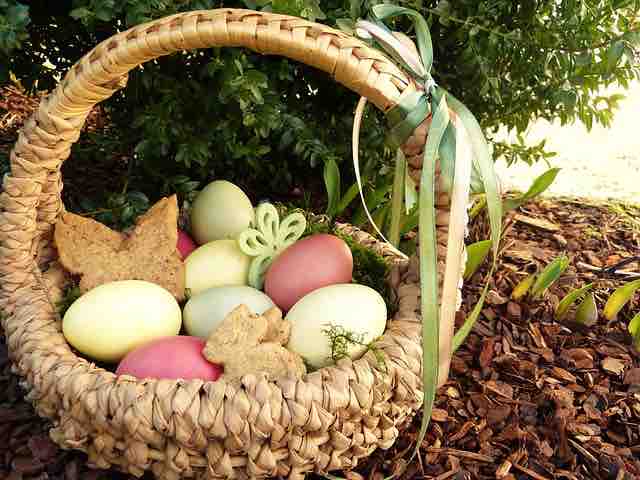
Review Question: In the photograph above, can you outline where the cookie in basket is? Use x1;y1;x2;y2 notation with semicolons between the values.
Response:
53;195;185;301
203;304;306;380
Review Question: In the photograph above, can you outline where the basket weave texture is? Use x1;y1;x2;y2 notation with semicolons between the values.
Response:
0;9;459;479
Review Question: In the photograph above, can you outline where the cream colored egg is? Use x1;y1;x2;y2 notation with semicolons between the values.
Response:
190;180;255;244
62;280;182;363
183;285;275;338
185;239;251;295
285;284;387;369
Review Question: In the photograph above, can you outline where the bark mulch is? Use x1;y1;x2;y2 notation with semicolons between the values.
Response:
2;86;640;479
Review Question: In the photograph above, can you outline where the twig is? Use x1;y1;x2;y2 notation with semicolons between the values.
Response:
432;469;460;480
512;463;552;480
577;261;640;279
425;448;494;463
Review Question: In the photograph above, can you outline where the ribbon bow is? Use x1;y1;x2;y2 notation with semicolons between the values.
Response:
345;4;503;461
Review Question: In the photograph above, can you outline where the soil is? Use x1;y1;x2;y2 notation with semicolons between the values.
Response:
2;86;640;480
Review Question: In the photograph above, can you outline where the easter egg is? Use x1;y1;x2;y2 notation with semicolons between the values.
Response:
177;229;197;259
184;285;276;338
185;240;251;295
190;180;255;244
286;284;387;369
265;234;353;311
116;336;222;381
62;280;182;363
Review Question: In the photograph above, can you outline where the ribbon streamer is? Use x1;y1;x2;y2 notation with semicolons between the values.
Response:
352;96;408;260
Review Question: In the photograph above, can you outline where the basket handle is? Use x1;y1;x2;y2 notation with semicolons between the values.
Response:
0;8;416;300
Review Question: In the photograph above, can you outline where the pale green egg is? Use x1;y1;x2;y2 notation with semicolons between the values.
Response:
190;180;255;244
183;285;275;338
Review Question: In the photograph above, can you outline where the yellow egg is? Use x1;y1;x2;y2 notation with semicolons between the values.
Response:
185;239;251;295
285;284;387;369
190;180;255;244
62;280;182;363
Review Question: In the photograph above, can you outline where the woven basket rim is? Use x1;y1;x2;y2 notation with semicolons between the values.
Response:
0;9;436;479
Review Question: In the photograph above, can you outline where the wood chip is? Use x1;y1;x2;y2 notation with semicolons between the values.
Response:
551;366;577;383
602;357;626;376
479;337;496;369
431;409;449;422
512;463;552;480
496;460;513;478
514;213;560;231
426;448;495;463
624;367;640;385
484;380;514;400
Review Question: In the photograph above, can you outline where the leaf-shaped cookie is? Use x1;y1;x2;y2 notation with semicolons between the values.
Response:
54;195;185;301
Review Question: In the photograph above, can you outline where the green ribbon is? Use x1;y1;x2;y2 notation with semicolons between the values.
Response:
349;4;504;468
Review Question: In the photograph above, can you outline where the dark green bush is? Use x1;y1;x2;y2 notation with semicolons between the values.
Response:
1;1;639;224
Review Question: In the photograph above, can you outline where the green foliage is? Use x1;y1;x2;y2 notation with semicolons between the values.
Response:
511;255;569;301
503;168;561;211
321;323;386;371
555;283;594;320
57;284;81;316
463;239;492;280
575;292;599;326
628;312;640;350
531;255;570;299
1;0;638;220
604;278;640;320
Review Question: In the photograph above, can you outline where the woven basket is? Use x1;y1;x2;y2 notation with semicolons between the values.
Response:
0;9;461;480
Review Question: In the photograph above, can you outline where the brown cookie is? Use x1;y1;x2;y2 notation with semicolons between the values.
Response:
203;304;306;380
54;195;185;301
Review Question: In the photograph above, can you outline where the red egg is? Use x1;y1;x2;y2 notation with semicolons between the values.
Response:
265;234;353;312
177;229;197;259
116;336;222;381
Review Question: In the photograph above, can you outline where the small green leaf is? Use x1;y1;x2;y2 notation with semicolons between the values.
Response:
555;283;594;320
512;274;536;301
463;240;492;280
334;182;359;216
606;40;625;71
452;277;492;352
504;167;561;211
531;256;569;299
323;159;341;217
69;7;92;20
628;311;640;337
604;279;640;321
575;293;598;326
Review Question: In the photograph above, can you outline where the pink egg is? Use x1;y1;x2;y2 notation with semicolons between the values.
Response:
265;234;353;312
177;229;197;259
116;336;222;381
